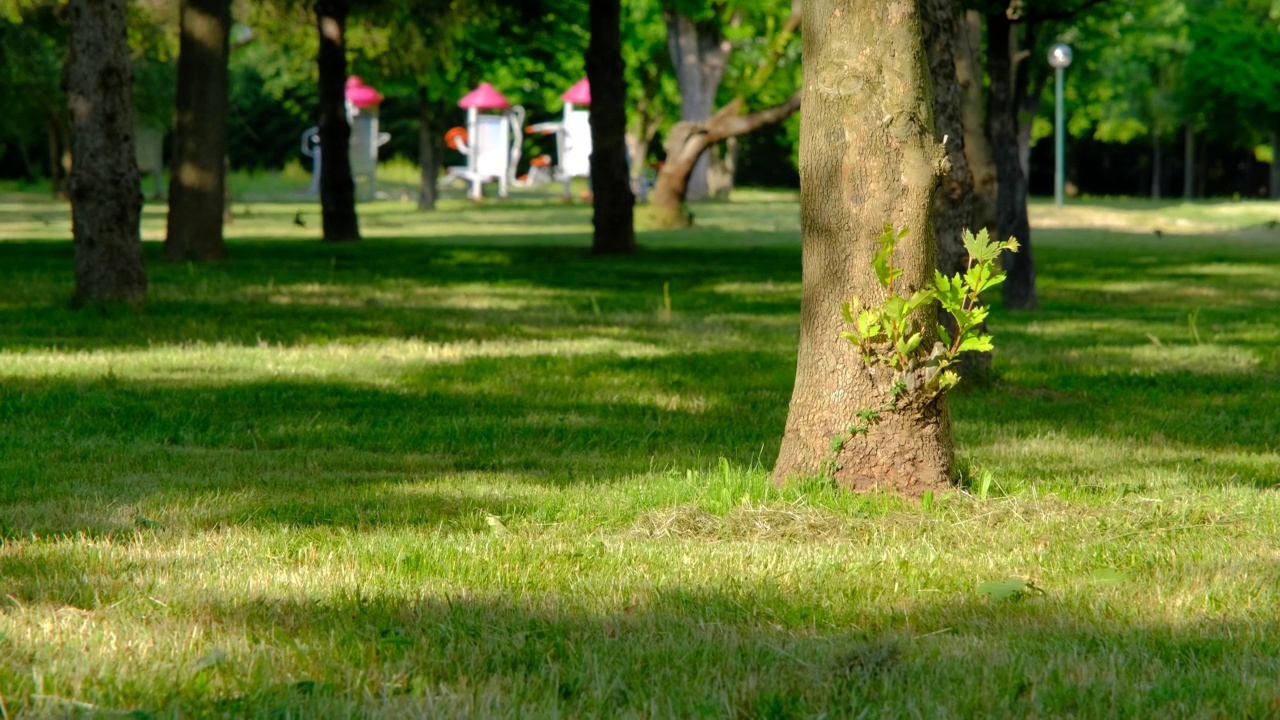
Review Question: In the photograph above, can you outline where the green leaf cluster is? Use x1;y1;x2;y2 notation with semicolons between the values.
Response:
841;225;1018;398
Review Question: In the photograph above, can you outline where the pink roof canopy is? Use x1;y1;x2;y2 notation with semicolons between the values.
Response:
345;76;383;109
458;82;511;110
561;78;591;105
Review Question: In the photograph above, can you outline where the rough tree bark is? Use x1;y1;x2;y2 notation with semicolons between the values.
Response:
588;0;636;255
165;0;231;263
922;0;989;382
65;0;147;307
417;88;443;211
986;11;1036;310
665;10;730;201
316;0;360;242
955;10;997;239
649;94;801;228
773;0;952;496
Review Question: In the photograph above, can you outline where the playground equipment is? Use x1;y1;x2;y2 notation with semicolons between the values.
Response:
134;122;165;199
525;78;593;198
442;82;525;200
300;76;391;200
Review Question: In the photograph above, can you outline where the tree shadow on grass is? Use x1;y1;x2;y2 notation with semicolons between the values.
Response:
0;551;1276;718
0;349;795;537
0;240;803;352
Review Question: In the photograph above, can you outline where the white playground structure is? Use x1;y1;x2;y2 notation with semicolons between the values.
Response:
442;82;525;201
443;79;597;201
526;78;593;198
301;76;391;200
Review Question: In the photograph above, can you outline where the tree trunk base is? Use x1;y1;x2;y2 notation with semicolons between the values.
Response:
774;399;955;499
644;203;690;229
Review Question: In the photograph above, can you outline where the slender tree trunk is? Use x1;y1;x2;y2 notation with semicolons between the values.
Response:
665;11;729;202
1183;123;1195;200
774;0;951;495
986;12;1036;310
1270;126;1280;200
649;94;801;228
588;0;636;255
165;0;231;263
316;0;360;242
417;88;442;211
955;11;997;240
65;0;147;307
1152;133;1162;200
922;0;989;382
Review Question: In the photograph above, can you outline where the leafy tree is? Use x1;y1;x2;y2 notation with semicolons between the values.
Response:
1181;0;1280;197
649;0;801;220
647;0;800;227
1051;0;1189;199
622;0;680;183
0;12;65;190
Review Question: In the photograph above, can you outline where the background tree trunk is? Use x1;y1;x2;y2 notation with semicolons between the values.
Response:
706;138;738;199
316;0;360;242
955;11;997;239
774;0;952;496
1152;133;1162;200
1270;126;1280;200
588;0;636;256
1183;123;1195;200
648;94;800;228
986;12;1036;311
165;0;231;263
922;0;989;382
665;11;729;202
418;88;442;211
65;0;147;307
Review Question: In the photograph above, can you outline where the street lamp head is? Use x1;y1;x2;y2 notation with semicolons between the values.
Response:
1048;43;1073;69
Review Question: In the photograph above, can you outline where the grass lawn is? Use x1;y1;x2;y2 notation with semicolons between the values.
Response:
1;187;1278;717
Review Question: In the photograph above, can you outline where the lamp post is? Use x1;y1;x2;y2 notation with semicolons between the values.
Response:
1048;43;1073;207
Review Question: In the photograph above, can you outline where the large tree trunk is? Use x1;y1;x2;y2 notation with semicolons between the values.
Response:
417;88;443;211
165;0;231;263
986;12;1036;311
922;0;989;382
955;11;996;238
773;0;952;496
665;11;729;202
1183;122;1195;200
316;0;360;242
588;0;636;255
649;94;801;228
65;0;147;307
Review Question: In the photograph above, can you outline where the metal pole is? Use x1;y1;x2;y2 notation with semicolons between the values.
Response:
1054;65;1065;207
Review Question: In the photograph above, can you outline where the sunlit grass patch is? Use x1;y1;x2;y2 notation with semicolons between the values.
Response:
1;192;1279;715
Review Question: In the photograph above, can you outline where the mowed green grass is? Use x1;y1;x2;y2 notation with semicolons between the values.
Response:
1;189;1278;718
